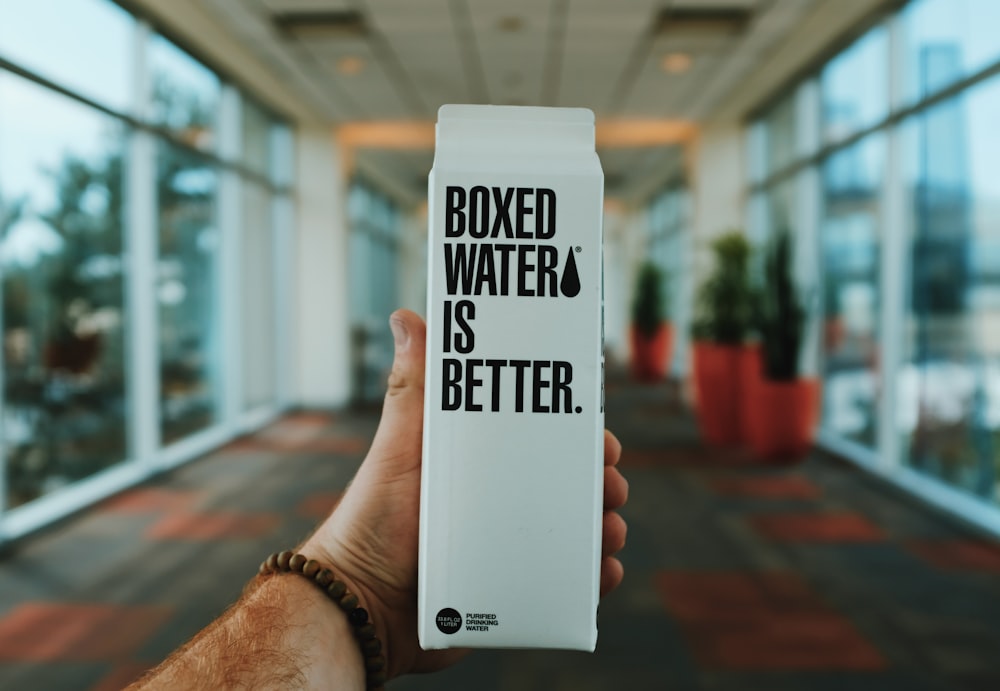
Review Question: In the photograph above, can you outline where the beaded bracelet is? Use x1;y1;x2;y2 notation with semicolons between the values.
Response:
258;550;387;690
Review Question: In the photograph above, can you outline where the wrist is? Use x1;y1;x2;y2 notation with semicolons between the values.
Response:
297;540;404;680
259;551;389;688
249;574;366;690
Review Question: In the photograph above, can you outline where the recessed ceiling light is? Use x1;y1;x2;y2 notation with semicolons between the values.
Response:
661;52;692;74
337;55;365;76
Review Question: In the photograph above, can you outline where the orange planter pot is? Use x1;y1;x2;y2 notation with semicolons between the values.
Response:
692;342;758;446
630;323;673;381
746;378;821;462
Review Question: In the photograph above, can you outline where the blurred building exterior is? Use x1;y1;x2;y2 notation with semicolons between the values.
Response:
0;0;998;542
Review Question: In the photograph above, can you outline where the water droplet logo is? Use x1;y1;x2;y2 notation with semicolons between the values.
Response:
560;247;581;297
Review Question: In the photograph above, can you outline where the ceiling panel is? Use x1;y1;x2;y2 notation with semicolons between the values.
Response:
201;0;820;199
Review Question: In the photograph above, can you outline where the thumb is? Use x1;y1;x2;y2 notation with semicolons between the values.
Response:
366;309;427;467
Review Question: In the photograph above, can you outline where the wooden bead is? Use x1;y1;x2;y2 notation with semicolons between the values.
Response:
289;554;307;572
276;551;295;570
361;638;382;656
315;568;334;588
348;607;369;626
338;592;359;611
302;559;321;578
326;580;347;599
265;553;280;572
355;623;376;640
367;669;387;687
365;654;386;673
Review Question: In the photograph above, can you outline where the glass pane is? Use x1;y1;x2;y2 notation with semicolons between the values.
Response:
347;183;398;402
150;35;219;152
763;93;797;175
0;0;134;112
157;141;220;444
820;134;884;448
821;27;889;145
0;74;128;508
765;179;796;236
271;122;294;187
242;97;271;175
901;0;1000;106
242;181;276;410
900;79;1000;505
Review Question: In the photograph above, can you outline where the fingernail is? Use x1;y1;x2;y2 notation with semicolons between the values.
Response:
390;316;409;350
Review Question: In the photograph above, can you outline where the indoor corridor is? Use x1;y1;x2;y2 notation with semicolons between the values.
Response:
1;370;999;690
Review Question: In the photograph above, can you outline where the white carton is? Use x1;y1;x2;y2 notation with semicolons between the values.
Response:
419;105;605;650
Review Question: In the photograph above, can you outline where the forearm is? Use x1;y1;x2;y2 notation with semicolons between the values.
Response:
130;574;365;690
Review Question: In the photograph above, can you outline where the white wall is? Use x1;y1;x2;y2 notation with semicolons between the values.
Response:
689;124;746;252
293;128;352;407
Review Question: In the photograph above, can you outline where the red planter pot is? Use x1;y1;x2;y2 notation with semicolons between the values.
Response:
739;344;762;443
746;378;821;462
692;342;758;446
630;323;673;381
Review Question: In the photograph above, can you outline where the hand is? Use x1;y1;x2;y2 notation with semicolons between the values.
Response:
301;309;628;679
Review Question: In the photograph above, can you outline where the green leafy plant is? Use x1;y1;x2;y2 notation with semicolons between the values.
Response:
692;231;753;344
756;230;807;381
631;261;666;337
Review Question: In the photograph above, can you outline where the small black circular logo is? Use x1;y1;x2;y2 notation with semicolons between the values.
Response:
436;608;462;634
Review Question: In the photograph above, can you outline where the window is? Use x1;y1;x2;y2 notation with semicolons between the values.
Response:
820;135;885;448
0;74;128;508
149;34;220;152
647;185;689;331
271;123;294;188
0;0;295;534
0;0;134;112
900;77;1000;504
157;142;220;444
348;183;400;402
242;98;272;176
241;181;276;410
751;0;1000;530
763;94;797;176
901;0;1000;106
821;27;889;144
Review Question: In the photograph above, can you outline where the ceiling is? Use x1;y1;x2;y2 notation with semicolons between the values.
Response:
202;0;820;203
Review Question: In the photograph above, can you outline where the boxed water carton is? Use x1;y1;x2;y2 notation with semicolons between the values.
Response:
418;105;605;650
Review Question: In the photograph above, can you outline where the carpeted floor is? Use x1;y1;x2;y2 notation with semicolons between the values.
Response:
2;377;1000;690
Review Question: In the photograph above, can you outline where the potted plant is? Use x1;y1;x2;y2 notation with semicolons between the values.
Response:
691;232;756;445
629;261;671;381
746;230;820;461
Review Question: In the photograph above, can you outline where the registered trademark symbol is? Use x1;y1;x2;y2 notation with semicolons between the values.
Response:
575;246;582;253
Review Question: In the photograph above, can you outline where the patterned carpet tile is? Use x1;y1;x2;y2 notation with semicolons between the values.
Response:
89;661;152;691
709;475;822;500
98;488;203;514
0;604;171;662
656;571;885;670
907;540;1000;574
621;447;753;469
749;512;886;542
218;433;364;456
145;511;280;540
